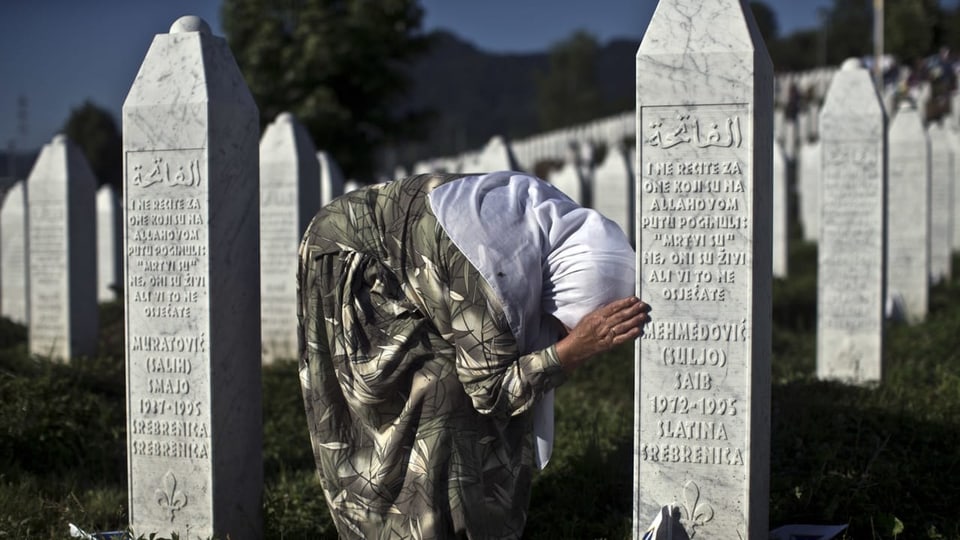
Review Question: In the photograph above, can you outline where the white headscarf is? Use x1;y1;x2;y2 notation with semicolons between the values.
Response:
428;171;636;468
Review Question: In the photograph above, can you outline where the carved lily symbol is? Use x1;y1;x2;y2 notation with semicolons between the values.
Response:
681;481;714;538
156;471;188;522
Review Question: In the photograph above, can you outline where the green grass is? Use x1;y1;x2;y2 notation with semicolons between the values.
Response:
3;249;960;539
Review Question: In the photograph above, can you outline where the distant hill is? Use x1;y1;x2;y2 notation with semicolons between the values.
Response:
394;30;639;166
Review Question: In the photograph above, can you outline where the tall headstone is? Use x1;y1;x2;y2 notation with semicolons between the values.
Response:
928;121;953;284
592;145;634;243
798;140;821;242
946;128;960;252
260;112;319;364
123;16;262;538
634;1;772;538
817;59;886;383
27;134;98;360
886;101;929;323
317;151;344;206
97;185;122;302
1;181;28;324
773;141;788;277
548;160;586;205
473;135;519;172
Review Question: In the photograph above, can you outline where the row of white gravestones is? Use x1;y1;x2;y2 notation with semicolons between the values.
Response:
27;134;99;360
817;59;886;384
0;147;119;356
634;0;771;538
123;15;262;539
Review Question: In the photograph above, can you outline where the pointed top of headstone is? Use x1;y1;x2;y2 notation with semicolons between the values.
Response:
170;15;212;35
277;112;294;123
52;133;67;144
841;57;863;71
638;0;763;55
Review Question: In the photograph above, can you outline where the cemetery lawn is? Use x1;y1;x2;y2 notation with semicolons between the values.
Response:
2;249;960;539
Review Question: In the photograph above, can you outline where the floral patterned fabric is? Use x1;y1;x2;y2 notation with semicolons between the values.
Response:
297;173;568;539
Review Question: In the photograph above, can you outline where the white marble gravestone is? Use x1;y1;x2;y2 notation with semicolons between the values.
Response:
773;141;788;278
1;181;28;324
317;150;345;206
123;15;262;539
817;59;886;383
591;145;634;242
97;185;122;302
886;101;929;323
928;122;953;284
798;140;821;242
634;1;772;538
27;134;98;360
473;135;519;172
946;128;960;253
548;160;586;205
260;112;319;364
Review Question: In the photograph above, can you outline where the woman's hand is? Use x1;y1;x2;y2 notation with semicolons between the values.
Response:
555;296;651;374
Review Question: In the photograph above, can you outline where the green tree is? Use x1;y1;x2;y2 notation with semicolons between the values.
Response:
534;30;605;132
884;0;939;64
221;0;429;179
750;1;779;46
61;100;122;192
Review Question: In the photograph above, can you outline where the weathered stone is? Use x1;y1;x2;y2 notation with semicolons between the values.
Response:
817;59;886;383
27;134;98;360
123;15;262;538
886;102;929;323
97;185;122;302
928;122;953;284
634;1;772;537
1;181;28;324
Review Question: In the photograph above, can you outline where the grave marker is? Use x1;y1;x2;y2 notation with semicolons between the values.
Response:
97;185;122;302
123;15;262;538
259;112;319;364
928;122;953;283
817;59;886;383
1;181;28;324
27;134;98;360
634;1;772;537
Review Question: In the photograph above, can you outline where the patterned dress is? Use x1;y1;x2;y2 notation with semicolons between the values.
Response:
297;173;568;539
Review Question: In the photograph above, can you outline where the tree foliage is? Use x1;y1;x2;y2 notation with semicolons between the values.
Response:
750;1;779;45
534;30;606;132
221;0;430;179
61;100;121;192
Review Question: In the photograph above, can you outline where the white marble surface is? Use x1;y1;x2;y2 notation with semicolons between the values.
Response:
122;15;262;539
928;122;953;284
1;181;29;324
634;1;772;537
473;135;519;173
773;141;788;278
817;59;886;384
798;140;821;242
96;185;122;302
317;150;345;206
886;102;929;323
547;160;585;205
259;112;319;364
591;145;634;242
26;134;98;361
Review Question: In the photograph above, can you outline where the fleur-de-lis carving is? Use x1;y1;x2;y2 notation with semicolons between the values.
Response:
680;481;714;538
156;470;188;522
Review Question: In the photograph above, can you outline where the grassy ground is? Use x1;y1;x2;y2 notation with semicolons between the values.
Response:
2;246;960;539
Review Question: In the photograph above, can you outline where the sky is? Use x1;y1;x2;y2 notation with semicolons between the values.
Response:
0;0;836;154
